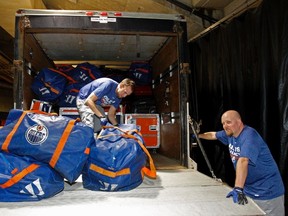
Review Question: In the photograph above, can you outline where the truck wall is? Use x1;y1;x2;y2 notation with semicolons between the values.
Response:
23;34;54;109
151;37;180;159
14;22;55;110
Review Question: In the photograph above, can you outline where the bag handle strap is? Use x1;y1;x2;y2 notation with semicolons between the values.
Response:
42;81;61;94
0;164;40;189
69;88;80;93
98;125;140;139
49;68;76;84
78;66;97;80
2;111;27;152
49;119;79;168
2;110;58;152
26;110;58;115
122;132;157;179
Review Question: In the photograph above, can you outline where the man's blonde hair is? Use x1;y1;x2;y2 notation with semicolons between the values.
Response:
120;78;135;91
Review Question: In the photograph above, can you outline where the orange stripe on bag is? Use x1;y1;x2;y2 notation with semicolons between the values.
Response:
89;164;130;178
0;164;40;189
70;88;80;93
126;132;156;179
49;119;75;168
136;138;157;179
43;82;60;94
11;168;18;175
121;128;157;179
49;68;76;84
84;147;90;155
2;112;27;152
79;66;96;80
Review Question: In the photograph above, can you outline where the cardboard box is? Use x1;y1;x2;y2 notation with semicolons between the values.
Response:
125;114;160;148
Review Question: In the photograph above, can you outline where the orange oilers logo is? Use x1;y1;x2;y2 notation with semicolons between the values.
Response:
25;124;49;145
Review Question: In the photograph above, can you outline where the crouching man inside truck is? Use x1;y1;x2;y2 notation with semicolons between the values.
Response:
76;77;135;133
198;110;285;216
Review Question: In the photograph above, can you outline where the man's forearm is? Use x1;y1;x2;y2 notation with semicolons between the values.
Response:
198;132;217;140
234;157;249;188
107;112;118;125
85;99;103;117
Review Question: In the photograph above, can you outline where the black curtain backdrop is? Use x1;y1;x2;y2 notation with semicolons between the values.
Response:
189;0;288;212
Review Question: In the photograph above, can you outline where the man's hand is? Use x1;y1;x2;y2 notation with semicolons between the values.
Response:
226;187;248;205
99;116;108;126
94;114;107;126
191;134;196;139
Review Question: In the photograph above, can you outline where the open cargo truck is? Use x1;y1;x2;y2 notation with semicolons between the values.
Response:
13;9;191;167
8;9;264;215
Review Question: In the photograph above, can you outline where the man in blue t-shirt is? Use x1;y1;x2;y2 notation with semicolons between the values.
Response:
198;110;285;216
76;77;135;133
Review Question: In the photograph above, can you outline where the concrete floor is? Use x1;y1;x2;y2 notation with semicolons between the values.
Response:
0;156;265;216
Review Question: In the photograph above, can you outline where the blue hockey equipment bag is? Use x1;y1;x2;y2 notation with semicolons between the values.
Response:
66;62;103;85
31;68;75;102
58;82;84;107
82;124;156;191
0;152;64;202
0;109;94;183
128;61;152;85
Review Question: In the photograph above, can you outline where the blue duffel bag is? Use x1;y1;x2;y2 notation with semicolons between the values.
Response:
0;109;94;183
57;82;84;107
128;61;152;86
0;151;64;202
31;68;75;102
82;124;157;191
66;62;103;85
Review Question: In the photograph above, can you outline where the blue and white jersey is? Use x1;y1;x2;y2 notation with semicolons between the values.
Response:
78;78;121;108
216;126;284;200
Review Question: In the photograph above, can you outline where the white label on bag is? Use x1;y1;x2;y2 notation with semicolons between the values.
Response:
99;180;118;191
20;178;44;198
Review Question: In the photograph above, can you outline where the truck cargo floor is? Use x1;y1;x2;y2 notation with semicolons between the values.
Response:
0;169;264;216
150;152;186;170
